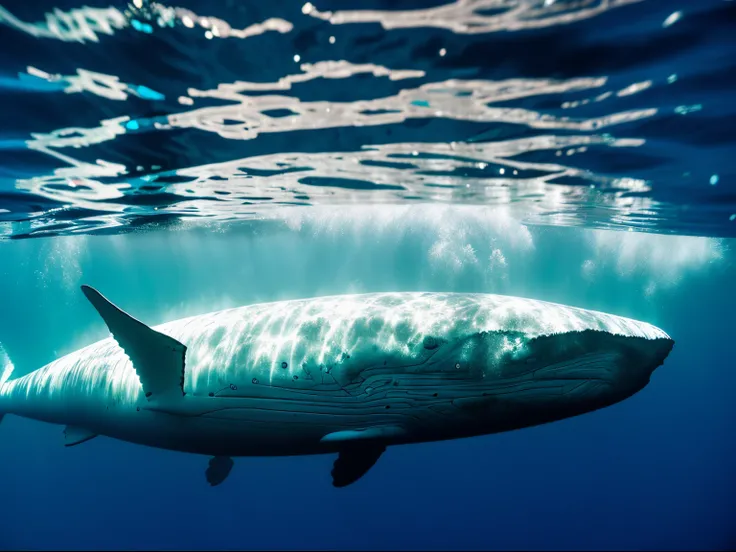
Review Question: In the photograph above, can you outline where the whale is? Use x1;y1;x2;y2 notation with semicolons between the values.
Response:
0;285;674;487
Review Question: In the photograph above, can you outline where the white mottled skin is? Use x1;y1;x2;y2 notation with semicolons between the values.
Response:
0;292;673;457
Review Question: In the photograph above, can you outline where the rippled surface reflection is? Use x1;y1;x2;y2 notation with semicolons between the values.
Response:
0;0;733;239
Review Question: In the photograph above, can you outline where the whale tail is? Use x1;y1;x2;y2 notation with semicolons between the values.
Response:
0;341;15;424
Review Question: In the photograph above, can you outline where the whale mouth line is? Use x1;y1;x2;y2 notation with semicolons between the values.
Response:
487;375;614;395
525;353;618;382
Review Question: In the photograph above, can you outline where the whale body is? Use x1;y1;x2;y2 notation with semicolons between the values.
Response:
0;286;674;487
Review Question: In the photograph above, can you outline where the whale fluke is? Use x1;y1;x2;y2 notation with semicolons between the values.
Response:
0;341;14;425
80;285;187;403
331;444;386;488
206;455;234;486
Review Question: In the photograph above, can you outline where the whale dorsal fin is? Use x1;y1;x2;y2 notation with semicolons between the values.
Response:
81;285;186;402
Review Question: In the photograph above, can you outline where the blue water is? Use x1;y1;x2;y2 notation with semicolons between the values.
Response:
0;0;735;550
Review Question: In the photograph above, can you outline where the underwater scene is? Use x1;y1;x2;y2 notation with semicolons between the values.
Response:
0;0;734;550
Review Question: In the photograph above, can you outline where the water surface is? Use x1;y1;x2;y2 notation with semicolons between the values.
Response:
1;0;734;239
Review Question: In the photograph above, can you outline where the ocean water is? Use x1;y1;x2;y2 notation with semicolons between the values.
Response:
0;0;734;550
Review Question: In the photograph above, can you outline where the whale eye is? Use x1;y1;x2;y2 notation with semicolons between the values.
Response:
455;362;461;370
281;361;288;369
423;336;439;350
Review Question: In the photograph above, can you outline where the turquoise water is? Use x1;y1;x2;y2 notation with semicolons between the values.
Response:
0;0;735;550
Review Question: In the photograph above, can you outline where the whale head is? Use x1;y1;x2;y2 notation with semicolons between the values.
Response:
432;325;675;435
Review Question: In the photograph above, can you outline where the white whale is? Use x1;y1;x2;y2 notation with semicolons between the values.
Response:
0;285;674;487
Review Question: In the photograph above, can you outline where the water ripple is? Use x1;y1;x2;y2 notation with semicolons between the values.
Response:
0;0;733;239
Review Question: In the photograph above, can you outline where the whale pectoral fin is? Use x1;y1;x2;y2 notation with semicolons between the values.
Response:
63;425;98;447
332;444;386;488
321;426;400;487
81;285;186;402
320;425;405;443
206;455;234;486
